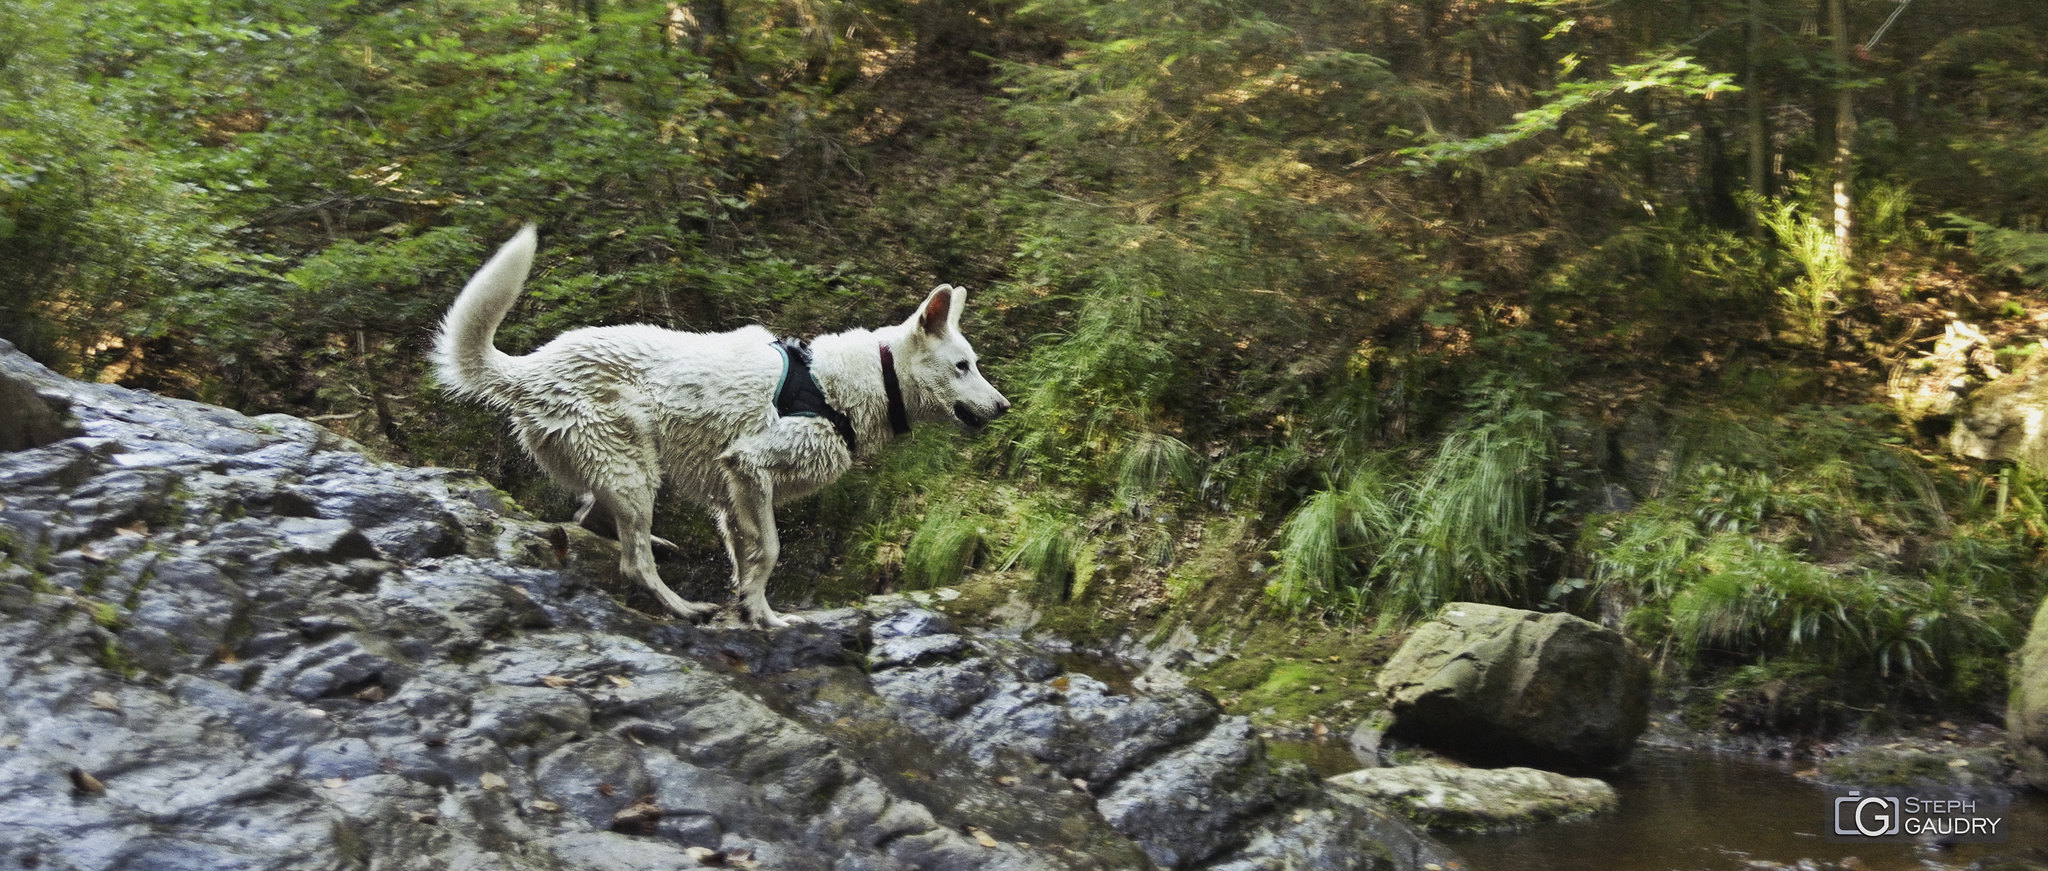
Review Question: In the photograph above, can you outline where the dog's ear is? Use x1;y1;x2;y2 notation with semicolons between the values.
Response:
915;284;959;336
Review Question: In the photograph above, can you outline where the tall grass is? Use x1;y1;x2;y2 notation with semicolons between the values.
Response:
1114;432;1201;514
1000;510;1087;600
1269;385;1555;619
902;503;985;590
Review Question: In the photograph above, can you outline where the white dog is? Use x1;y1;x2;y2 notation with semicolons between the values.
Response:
434;226;1010;627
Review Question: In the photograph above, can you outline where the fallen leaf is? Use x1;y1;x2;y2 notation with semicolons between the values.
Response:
69;767;106;795
354;685;386;703
78;543;106;563
1069;778;1089;793
1049;676;1070;692
1948;758;1971;768
531;799;563;813
994;775;1019;787
115;521;148;537
0;735;20;750
322;777;348;790
89;691;121;713
1292;810;1308;823
969;826;998;848
409;810;439;825
541;675;575;689
606;675;633;688
597;782;616;796
610;796;662;834
479;772;508;791
214;645;240;665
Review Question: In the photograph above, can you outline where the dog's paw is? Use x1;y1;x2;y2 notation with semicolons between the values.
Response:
749;610;799;630
660;598;719;621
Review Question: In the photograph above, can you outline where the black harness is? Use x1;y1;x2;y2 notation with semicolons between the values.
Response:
771;337;860;454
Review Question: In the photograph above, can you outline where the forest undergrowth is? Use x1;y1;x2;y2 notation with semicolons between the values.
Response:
5;0;2048;736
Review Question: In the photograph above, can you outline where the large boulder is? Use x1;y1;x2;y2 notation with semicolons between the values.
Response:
1950;349;2048;473
2013;597;2048;792
1376;602;1650;771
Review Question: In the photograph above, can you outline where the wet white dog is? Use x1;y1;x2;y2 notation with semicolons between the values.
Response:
434;226;1010;627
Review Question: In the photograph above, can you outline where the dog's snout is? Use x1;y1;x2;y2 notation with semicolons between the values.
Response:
994;398;1012;417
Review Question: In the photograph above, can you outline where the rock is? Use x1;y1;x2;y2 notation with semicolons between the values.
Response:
1951;348;2048;473
1376;602;1650;771
0;341;76;452
1326;763;1617;832
1349;710;1393;768
1819;743;2011;790
0;341;1449;871
2013;598;2048;791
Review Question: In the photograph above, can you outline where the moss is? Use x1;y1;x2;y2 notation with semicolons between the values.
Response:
94;637;139;679
1186;619;1399;729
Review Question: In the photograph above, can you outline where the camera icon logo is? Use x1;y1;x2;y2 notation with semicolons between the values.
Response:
1833;791;1902;837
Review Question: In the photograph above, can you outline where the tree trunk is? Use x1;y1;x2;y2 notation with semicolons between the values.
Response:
1829;0;1854;274
1746;0;1769;202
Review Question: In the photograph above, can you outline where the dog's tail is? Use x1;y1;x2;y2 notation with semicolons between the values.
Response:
433;224;537;401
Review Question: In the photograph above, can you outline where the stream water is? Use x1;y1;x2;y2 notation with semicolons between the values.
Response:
1276;737;2048;871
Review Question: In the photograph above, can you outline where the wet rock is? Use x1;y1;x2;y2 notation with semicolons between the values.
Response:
0;341;1449;871
1377;601;1651;771
1819;743;2011;790
2013;598;2048;791
1326;763;1618;832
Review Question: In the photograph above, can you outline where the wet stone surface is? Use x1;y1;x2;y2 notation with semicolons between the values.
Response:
0;339;1440;871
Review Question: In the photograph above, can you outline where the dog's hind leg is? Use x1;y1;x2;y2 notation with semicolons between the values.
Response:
715;458;787;629
527;429;711;620
596;483;717;620
575;492;681;557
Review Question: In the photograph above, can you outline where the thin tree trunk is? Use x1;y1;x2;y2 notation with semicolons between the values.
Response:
1829;0;1854;275
1747;0;1768;202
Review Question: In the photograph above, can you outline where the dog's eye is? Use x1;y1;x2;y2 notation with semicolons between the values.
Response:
955;360;971;374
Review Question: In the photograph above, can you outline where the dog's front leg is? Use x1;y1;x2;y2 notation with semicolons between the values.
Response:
716;454;788;629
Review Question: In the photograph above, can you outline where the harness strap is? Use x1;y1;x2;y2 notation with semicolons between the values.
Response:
771;338;858;455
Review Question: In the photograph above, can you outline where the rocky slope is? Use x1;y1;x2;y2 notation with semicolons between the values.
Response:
0;340;1449;871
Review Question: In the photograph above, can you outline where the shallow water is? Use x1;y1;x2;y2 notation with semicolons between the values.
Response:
1273;742;2048;871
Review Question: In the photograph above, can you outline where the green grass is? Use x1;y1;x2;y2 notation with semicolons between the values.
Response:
1269;384;1555;621
901;502;986;591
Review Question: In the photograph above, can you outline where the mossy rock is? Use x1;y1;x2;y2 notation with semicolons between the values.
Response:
1818;744;2009;789
1377;602;1651;771
2014;597;2048;792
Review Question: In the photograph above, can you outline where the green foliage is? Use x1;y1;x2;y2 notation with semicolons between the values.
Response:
1271;381;1556;620
999;509;1088;600
1950;214;2048;289
1751;193;1847;343
1401;54;1737;167
902;502;985;591
1575;407;2037;702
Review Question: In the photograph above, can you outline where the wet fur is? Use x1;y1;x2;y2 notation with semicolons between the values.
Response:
433;226;1009;626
